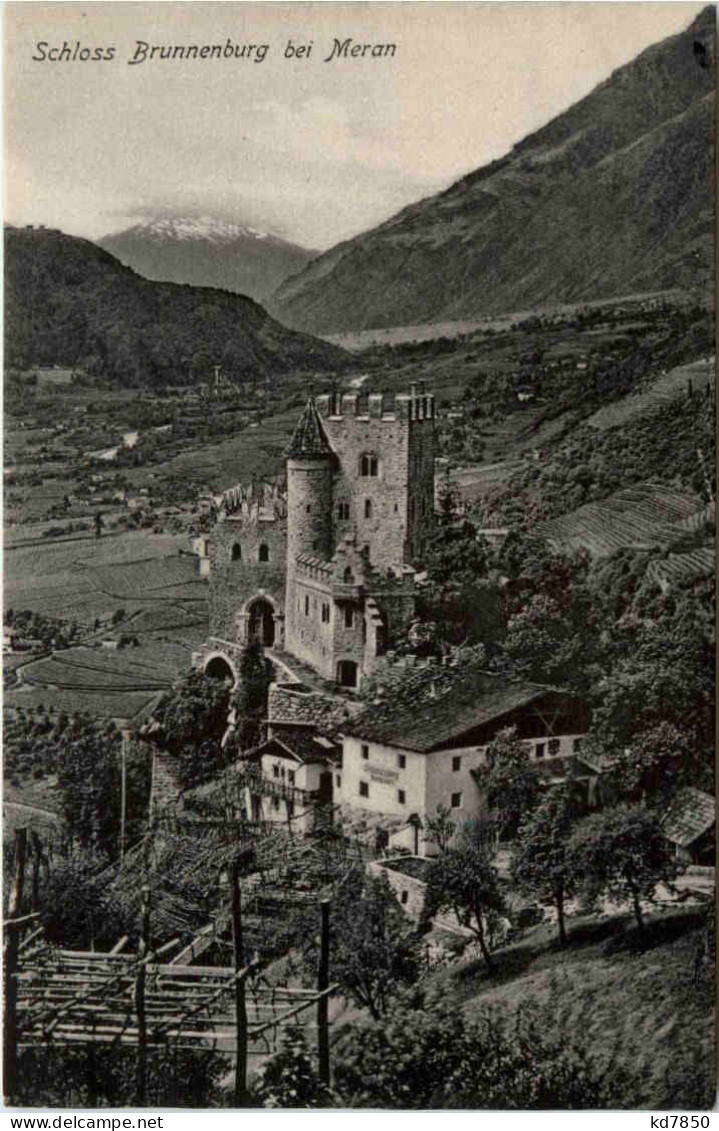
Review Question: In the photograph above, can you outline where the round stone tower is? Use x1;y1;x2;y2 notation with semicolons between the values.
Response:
285;398;335;563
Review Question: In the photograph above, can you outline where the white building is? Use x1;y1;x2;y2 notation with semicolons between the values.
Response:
338;666;588;855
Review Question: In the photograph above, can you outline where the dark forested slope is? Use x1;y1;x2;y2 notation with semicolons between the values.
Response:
4;226;347;386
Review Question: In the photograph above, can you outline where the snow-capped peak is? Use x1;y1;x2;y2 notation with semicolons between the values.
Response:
132;215;271;244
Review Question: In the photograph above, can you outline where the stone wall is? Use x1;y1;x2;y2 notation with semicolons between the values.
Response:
209;515;286;641
369;857;472;935
149;749;183;818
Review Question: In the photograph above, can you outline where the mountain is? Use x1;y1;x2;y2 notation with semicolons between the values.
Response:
4;225;348;386
271;7;715;335
99;215;317;302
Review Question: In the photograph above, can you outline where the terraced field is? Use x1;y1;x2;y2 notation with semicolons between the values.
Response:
6;530;204;621
587;357;715;432
5;525;209;719
647;546;716;590
537;483;705;558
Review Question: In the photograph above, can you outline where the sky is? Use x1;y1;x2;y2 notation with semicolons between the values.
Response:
4;2;706;250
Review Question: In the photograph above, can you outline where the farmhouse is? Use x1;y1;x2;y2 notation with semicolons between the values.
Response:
339;662;587;854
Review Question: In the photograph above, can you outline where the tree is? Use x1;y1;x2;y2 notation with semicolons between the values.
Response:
55;720;150;858
568;805;680;935
423;803;455;854
511;786;577;947
291;872;421;1020
423;836;503;968
149;670;232;790
231;641;274;751
249;1026;334;1108
472;727;539;840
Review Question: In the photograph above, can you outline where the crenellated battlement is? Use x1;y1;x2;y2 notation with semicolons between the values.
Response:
220;474;287;521
315;387;435;423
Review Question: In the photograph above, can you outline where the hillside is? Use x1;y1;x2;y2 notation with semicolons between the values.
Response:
99;216;316;303
426;906;714;1109
4;225;348;387
271;7;715;334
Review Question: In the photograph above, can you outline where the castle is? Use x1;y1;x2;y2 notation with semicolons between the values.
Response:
195;387;436;690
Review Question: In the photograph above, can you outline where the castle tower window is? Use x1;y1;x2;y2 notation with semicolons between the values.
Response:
338;502;350;520
258;544;269;563
231;543;241;561
364;499;372;519
343;567;354;583
344;606;354;629
304;595;310;616
359;780;369;798
360;454;379;477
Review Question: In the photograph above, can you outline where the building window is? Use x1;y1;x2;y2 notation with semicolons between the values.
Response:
231;543;241;561
549;738;561;757
288;770;295;785
338;501;350;520
573;737;584;752
452;755;461;772
360;454;378;477
398;789;406;805
306;504;311;513
359;781;369;798
343;566;354;583
338;659;358;688
304;595;310;616
398;754;406;770
273;797;280;811
361;744;369;760
336;774;341;788
273;764;279;778
321;603;330;624
400;890;409;905
344;606;354;628
535;742;546;759
450;792;462;809
364;499;373;519
258;543;269;563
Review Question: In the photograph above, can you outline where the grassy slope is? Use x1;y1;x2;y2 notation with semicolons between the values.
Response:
432;906;714;1109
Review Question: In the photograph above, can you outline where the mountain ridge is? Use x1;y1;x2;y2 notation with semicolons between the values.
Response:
4;224;347;387
99;214;317;302
270;6;715;334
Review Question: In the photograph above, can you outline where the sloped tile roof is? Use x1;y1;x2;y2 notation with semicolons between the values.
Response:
344;665;574;753
661;787;715;848
268;726;341;765
285;398;334;459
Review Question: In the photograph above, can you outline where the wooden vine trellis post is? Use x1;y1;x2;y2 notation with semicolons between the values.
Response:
134;884;151;1106
4;828;28;1104
231;857;249;1107
317;899;331;1088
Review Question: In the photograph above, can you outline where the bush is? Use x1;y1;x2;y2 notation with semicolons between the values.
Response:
332;994;633;1108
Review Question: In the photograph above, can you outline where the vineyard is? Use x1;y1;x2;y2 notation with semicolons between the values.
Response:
537;483;705;558
586;358;714;432
647;546;716;591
